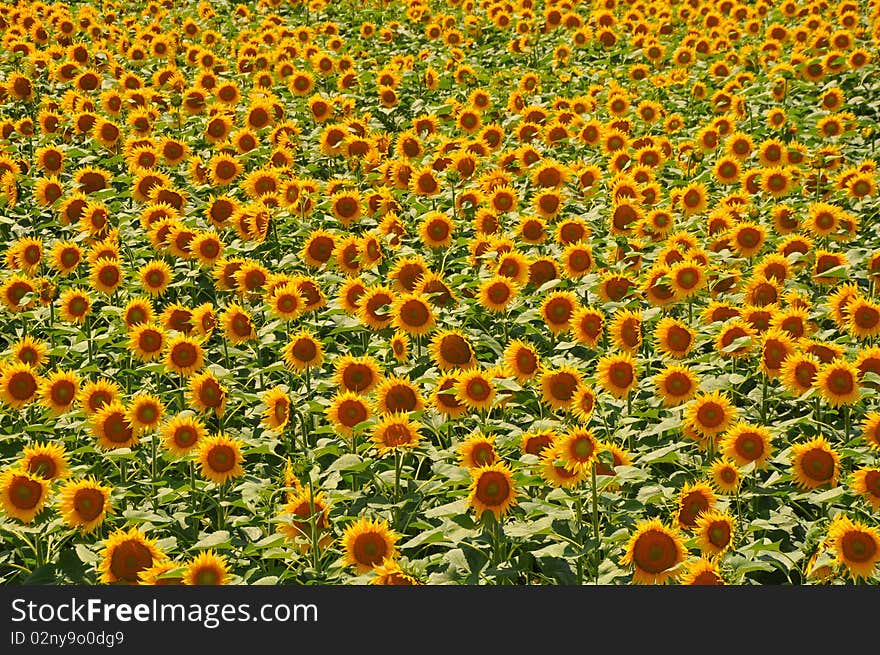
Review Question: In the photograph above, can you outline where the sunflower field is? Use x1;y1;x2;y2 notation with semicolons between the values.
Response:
0;0;879;587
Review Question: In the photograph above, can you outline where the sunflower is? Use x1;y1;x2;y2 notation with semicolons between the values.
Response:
685;391;737;439
375;376;425;414
815;358;860;406
675;481;717;531
266;283;303;322
538;291;577;335
779;352;820;396
89;257;123;295
161;413;206;457
392;293;436;336
571;307;605;348
653;365;699;408
561;242;593;279
0;469;48;524
370;558;422;585
372;413;423;455
98;528;165;585
58;477;111;533
122;297;154;329
478;275;517;313
419;212;455;249
653;318;695;359
9;336;47;369
458;432;497;468
183;550;229;586
276;487;332;550
342;516;400;574
680;558;725;585
425;331;473;371
851;467;880;510
431;374;467;419
596;352;638;399
608;309;642;353
717;421;772;469
709;458;741;495
49;241;83;275
127;394;164;434
164;334;204;376
197;433;245;485
137;260;172;297
358;285;395;330
539;366;582;411
553;427;599;474
36;369;79;416
57;288;91;323
128;323;166;362
826;515;880;581
760;329;797;379
678;181;708;215
220;302;256;344
503;339;540;382
847;296;880;339
0;363;41;409
791;436;840;490
620;519;686;585
283;331;324;372
79;378;120;416
455;369;496;412
861;412;880;451
692;509;735;558
326;391;372;437
189;371;228;417
468;462;517;521
333;355;381;395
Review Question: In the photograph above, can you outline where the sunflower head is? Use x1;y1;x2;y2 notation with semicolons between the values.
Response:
342;516;400;574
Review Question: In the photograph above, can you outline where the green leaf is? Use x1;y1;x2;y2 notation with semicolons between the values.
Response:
193;530;231;550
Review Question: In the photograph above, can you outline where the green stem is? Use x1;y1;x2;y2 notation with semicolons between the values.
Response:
591;463;600;584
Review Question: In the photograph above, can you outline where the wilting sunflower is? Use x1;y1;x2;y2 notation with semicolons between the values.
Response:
596;352;638;398
183;550;230;586
197;433;245;485
282;331;324;372
58;477;112;533
680;558;725;585
189;371;228;417
719;421;773;468
37;369;79;415
161;413;206;457
342;516;400;574
709;458;741;495
815;358;861;406
372;413;423;455
458;432;497;468
826;515;880;581
791;436;840;490
620;518;686;585
99;527;165;585
1;364;41;409
19;442;68;481
685;391;737;438
653;364;699;407
468;462;517;521
0;469;48;523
